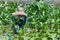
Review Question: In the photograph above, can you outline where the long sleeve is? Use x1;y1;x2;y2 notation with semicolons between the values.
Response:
23;16;26;25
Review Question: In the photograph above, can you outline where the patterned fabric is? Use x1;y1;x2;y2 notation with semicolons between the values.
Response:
17;16;26;28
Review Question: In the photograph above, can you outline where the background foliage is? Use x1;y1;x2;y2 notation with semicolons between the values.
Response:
0;0;60;40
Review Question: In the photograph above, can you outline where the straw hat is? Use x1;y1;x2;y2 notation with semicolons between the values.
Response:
12;7;27;17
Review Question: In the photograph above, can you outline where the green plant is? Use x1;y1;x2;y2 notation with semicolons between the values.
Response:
0;0;60;40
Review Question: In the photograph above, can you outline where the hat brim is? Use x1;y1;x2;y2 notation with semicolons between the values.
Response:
12;11;27;16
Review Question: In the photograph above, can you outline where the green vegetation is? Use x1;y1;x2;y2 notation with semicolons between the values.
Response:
0;0;60;40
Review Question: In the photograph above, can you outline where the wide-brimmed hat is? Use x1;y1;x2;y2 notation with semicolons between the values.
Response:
12;7;27;17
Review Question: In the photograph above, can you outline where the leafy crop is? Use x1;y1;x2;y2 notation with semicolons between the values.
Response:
0;1;19;25
23;0;60;40
0;0;60;40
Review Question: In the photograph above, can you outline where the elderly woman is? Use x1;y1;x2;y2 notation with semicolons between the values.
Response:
12;7;27;34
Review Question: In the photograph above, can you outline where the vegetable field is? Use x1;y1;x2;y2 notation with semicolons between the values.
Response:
0;0;60;40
